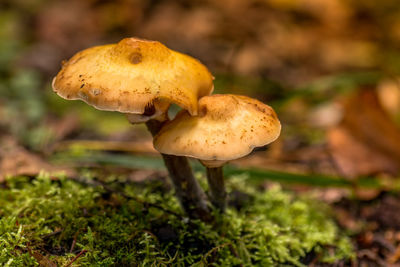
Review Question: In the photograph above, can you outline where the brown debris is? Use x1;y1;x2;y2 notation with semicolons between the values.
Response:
0;137;74;181
328;89;400;178
370;195;400;230
328;126;396;178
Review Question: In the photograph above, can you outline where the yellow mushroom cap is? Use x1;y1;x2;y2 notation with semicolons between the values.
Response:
153;94;281;167
52;37;214;122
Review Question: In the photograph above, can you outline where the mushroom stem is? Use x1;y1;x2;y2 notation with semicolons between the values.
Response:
145;119;212;222
206;166;227;212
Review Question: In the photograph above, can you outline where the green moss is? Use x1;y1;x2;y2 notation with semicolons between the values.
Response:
0;173;353;266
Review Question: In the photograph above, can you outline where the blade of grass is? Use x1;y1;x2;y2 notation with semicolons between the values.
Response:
51;152;391;190
52;151;166;170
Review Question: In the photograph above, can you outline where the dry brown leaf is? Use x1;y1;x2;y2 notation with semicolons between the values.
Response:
0;137;74;181
344;89;400;162
328;126;396;178
30;251;57;267
328;89;400;179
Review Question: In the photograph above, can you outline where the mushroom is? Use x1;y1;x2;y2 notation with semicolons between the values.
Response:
153;94;281;212
52;37;214;221
52;37;214;121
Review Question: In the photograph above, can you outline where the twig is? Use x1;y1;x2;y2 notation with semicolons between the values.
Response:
70;231;80;253
41;229;62;239
72;176;183;218
65;250;87;267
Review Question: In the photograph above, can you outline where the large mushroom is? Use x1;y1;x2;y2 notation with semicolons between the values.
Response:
154;94;281;212
52;37;214;221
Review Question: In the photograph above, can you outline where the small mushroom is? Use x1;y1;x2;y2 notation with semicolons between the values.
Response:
154;94;281;212
52;37;214;221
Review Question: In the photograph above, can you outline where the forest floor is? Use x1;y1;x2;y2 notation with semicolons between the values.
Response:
2;0;400;266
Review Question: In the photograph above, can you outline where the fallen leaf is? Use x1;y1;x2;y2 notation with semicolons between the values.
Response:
328;126;397;178
0;136;74;181
344;89;400;163
27;246;57;267
328;89;400;179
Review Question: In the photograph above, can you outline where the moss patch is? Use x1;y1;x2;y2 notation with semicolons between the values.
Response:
0;173;353;266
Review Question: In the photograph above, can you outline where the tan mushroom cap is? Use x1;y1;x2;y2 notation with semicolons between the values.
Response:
153;94;281;167
52;38;214;122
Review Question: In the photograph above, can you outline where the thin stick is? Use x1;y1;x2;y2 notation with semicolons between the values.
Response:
41;229;62;239
70;231;79;253
65;250;87;267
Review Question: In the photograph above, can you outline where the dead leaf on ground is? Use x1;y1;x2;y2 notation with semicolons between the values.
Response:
0;136;74;181
345;89;400;161
328;89;400;179
328;126;396;178
29;250;57;267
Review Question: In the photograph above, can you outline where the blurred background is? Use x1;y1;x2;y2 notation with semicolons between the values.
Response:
2;0;400;264
2;0;400;180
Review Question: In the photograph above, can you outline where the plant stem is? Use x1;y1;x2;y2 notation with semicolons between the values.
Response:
206;166;227;212
146;119;212;221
